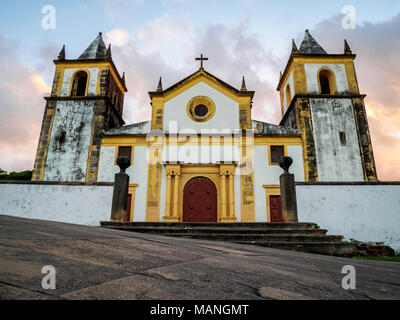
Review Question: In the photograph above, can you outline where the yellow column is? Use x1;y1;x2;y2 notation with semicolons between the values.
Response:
172;173;180;218
165;173;172;218
221;173;227;219
229;173;234;218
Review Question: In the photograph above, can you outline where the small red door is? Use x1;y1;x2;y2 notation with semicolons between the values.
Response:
183;177;217;222
270;195;283;222
126;194;132;222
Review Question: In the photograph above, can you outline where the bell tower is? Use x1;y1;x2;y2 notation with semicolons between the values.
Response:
277;30;377;182
32;33;127;182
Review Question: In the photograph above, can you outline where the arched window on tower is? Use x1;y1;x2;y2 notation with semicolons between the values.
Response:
286;84;292;106
318;69;336;94
71;71;88;96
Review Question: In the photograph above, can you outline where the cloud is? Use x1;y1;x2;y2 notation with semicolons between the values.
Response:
309;13;400;180
106;15;282;125
0;34;51;172
1;10;399;181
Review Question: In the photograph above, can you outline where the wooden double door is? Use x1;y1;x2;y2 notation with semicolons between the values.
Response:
183;177;218;223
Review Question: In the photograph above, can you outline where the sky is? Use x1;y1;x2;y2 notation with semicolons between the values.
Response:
0;0;399;180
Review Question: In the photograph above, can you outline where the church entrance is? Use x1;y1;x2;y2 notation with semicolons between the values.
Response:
183;177;218;223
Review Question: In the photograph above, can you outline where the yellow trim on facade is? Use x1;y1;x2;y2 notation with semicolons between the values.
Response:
55;61;127;93
344;62;359;94
38;108;56;181
263;185;280;222
102;135;302;147
56;68;65;96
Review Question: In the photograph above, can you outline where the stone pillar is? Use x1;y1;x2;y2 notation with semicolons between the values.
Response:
110;156;131;222
172;173;180;218
165;173;172;218
228;173;234;218
279;156;298;222
220;173;227;219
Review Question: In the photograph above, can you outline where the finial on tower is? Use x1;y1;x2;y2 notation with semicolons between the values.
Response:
291;39;299;54
58;45;66;60
122;72;126;84
156;77;163;92
240;76;247;91
106;44;112;59
279;71;283;81
99;32;103;37
344;39;352;54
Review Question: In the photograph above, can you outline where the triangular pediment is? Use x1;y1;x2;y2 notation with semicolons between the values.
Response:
149;68;254;102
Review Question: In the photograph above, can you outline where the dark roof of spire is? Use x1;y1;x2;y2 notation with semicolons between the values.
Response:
298;29;327;55
79;33;108;60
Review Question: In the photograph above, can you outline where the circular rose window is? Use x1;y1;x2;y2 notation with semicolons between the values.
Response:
194;104;208;117
186;96;216;122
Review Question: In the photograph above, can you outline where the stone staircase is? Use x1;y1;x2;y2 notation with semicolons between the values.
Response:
100;222;358;256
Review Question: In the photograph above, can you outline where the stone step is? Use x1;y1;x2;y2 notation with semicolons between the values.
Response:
163;233;343;242
234;241;358;256
100;221;318;230
100;221;355;256
101;226;328;236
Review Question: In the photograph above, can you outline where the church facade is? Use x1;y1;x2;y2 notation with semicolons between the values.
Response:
32;30;377;223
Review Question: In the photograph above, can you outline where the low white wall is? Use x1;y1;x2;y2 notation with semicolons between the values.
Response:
0;182;113;226
296;184;400;250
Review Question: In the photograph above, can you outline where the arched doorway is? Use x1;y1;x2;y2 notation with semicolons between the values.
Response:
183;177;217;222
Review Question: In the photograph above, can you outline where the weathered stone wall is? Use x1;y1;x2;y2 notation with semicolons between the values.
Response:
296;183;400;250
0;182;113;226
32;100;57;181
309;98;364;181
44;100;94;181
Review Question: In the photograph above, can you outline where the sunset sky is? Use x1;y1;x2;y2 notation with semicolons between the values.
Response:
0;0;399;180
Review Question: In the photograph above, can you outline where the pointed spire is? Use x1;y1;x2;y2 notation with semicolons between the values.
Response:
122;72;126;84
79;32;108;60
279;71;283;81
156;77;163;92
240;76;247;91
58;45;66;60
291;39;299;54
344;39;352;54
106;44;112;59
298;29;327;55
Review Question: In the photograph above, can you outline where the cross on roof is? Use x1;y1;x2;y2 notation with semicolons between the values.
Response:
195;54;208;69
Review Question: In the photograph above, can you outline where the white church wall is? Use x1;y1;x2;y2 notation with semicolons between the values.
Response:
97;145;149;221
305;63;349;94
98;146;118;182
44;100;94;182
253;145;304;222
310;98;364;182
163;81;240;133
131;146;149;222
296;184;400;250
60;68;100;96
0;182;113;226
